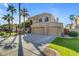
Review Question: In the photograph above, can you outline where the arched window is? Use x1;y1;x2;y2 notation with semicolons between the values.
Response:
45;17;49;22
39;18;42;23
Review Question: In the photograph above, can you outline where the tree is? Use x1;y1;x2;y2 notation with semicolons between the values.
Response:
20;8;29;32
2;14;14;35
74;16;78;28
69;15;78;29
7;4;16;31
69;15;75;29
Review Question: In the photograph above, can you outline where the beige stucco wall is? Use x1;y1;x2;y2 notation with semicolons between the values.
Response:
29;13;63;36
31;22;63;36
29;13;56;24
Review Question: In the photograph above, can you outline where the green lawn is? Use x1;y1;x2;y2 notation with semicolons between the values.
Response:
48;44;79;56
48;37;79;56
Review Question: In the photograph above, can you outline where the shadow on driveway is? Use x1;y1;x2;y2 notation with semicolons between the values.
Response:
0;35;11;43
3;36;17;50
18;34;24;56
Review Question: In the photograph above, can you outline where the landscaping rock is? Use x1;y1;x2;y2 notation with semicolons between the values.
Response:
43;47;59;56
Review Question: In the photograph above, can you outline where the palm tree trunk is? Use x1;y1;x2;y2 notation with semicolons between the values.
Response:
23;17;25;33
70;20;73;29
12;13;13;24
75;20;77;29
70;24;72;29
12;13;13;32
8;21;11;35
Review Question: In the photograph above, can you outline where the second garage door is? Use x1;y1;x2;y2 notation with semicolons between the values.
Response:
47;27;60;35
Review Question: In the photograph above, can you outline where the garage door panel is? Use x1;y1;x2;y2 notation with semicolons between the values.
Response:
32;27;44;34
47;27;60;35
31;26;61;35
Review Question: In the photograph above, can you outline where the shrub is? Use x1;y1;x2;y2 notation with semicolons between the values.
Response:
68;31;78;37
0;32;6;36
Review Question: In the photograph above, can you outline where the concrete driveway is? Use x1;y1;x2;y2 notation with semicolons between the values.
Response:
23;34;56;46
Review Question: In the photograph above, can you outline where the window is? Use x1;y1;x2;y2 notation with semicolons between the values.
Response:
39;18;42;23
45;17;49;22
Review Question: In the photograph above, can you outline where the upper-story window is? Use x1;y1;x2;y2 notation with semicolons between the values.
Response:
39;18;42;23
45;17;49;22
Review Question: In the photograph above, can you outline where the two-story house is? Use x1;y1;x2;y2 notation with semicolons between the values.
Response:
29;13;63;36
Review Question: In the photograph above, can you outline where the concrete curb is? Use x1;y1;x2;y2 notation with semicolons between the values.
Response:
43;45;59;56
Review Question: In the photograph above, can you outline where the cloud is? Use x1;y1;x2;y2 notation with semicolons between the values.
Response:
4;3;8;8
73;9;79;12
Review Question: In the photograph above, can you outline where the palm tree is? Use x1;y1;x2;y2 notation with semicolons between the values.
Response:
74;16;78;28
2;14;14;35
69;15;75;29
20;8;29;33
69;15;78;29
7;4;16;31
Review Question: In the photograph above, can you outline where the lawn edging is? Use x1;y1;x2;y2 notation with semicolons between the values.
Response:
43;44;59;56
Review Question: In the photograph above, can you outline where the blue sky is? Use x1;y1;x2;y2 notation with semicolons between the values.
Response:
0;3;79;27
